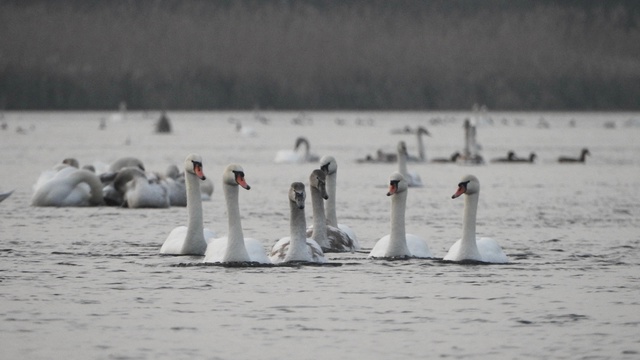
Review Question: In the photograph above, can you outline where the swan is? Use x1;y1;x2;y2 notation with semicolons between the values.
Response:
160;154;216;255
109;157;145;172
558;148;590;163
269;182;327;263
112;167;170;208
31;166;104;207
305;169;355;253
457;119;484;164
274;136;320;163
431;152;461;163
443;175;508;263
490;151;517;163
369;173;433;259
397;141;423;187
409;126;431;162
203;164;271;264
318;156;359;249
511;152;537;163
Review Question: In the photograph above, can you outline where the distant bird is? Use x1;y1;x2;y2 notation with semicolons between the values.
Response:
155;111;172;133
431;152;461;163
397;141;422;187
558;148;590;163
274;136;320;163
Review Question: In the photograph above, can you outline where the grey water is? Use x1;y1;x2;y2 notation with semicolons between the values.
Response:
1;111;640;359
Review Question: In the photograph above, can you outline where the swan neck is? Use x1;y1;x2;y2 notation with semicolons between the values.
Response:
398;151;409;177
461;193;479;250
388;191;409;255
417;132;426;161
223;183;249;261
325;172;338;227
310;185;328;247
287;201;308;258
184;172;205;248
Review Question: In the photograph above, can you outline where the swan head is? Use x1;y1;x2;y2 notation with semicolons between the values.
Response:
289;182;306;209
581;148;590;156
223;164;250;190
185;154;206;181
416;126;431;136
319;155;337;175
309;169;328;200
62;158;80;168
294;137;310;150
387;172;407;196
507;151;516;160
452;174;479;199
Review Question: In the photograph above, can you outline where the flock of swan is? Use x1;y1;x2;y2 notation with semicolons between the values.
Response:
156;152;507;265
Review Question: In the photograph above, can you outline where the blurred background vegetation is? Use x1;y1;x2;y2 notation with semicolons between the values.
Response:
1;0;639;110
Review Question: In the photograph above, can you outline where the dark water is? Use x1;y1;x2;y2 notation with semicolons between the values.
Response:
1;111;640;359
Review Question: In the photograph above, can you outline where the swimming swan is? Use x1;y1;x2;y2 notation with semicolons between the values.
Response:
369;173;433;259
558;148;590;163
305;169;355;252
444;175;508;263
160;154;216;255
31;166;104;207
274;136;320;163
269;182;326;263
203;164;271;264
319;156;359;249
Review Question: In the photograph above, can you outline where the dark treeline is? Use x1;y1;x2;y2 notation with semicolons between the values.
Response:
1;0;640;110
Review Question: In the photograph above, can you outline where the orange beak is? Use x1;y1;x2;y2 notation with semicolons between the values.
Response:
452;185;466;199
236;174;251;190
194;164;206;180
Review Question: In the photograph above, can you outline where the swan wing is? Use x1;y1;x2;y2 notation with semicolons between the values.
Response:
406;233;433;258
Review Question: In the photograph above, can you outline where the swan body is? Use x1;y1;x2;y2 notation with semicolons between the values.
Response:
305;169;355;252
558;148;590;163
369;173;432;258
397;141;422;187
269;182;327;263
203;164;270;264
32;166;104;207
443;175;508;263
318;156;359;249
160;154;216;255
274;137;320;163
112;167;170;208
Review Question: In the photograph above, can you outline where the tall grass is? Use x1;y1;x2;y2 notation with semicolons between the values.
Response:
1;0;639;110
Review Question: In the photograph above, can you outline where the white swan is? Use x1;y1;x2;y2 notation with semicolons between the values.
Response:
444;175;508;263
160;164;188;207
203;164;271;264
112;167;170;208
409;126;431;162
305;169;355;253
31;165;104;207
269;182;326;264
457;119;484;164
369;173;432;259
274;136;320;164
160;154;216;255
319;155;359;249
397;141;423;187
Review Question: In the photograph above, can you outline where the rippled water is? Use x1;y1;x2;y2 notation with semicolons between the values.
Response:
1;111;640;359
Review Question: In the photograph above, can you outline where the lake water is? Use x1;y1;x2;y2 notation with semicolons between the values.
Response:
1;110;640;359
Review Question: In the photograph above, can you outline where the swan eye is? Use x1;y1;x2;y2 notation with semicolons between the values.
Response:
458;180;470;189
321;163;330;173
390;180;400;187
